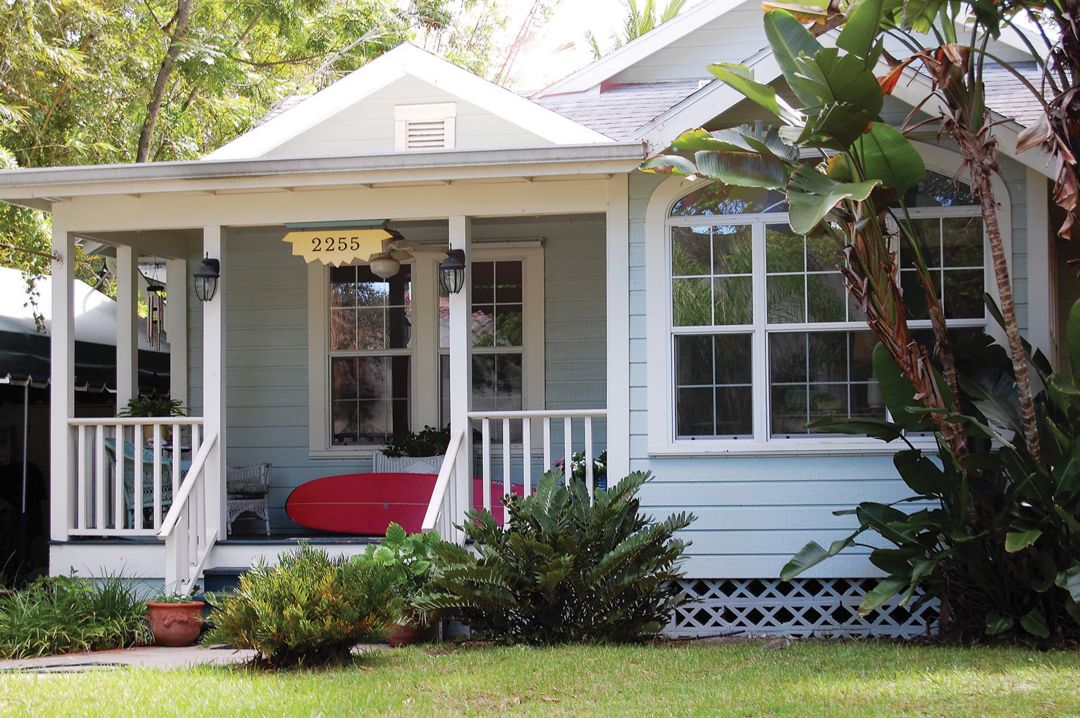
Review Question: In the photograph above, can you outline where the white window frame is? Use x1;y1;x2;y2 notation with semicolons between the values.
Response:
644;143;1011;456
308;241;544;459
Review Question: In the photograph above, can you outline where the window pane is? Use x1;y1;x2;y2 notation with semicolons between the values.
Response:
495;304;523;347
713;225;753;274
713;276;752;325
942;216;983;267
674;333;752;438
329;308;356;351
900;270;930;320
767;274;804;323
495;261;523;303
330;264;412;351
806;273;848;323
673;278;712;326
769;331;882;436
472;305;495;347
356;307;386;350
672;226;711;276
329;266;356;307
766;225;802;273
472;261;495;303
805;233;839;272
901;218;942;269
944;269;984;319
899;171;974;207
330;356;409;445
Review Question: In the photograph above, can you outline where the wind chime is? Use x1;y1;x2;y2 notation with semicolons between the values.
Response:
145;259;166;350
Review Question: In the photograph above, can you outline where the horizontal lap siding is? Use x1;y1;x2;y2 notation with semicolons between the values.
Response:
626;157;1031;579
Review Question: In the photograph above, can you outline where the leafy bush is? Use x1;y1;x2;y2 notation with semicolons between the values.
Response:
117;393;185;417
360;523;443;627
785;304;1080;643
0;574;151;658
381;425;450;458
415;471;694;644
204;544;397;667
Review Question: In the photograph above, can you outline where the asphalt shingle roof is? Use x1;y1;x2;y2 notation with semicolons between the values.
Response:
532;80;706;140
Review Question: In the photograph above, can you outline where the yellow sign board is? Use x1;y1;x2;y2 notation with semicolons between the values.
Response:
282;228;392;266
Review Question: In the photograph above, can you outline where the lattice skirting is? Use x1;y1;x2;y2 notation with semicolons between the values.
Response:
666;578;938;639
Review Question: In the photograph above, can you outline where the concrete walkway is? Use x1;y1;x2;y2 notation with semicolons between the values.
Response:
0;644;256;673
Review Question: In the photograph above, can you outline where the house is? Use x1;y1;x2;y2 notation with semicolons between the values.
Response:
0;0;1065;637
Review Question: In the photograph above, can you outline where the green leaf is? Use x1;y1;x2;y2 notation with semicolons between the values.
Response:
707;63;784;119
1056;565;1080;603
985;611;1014;635
1004;529;1042;553
858;576;907;614
901;0;946;33
1020;607;1050;639
1067;298;1080;377
807;416;904;442
640;154;698;176
781;540;847;580
693;150;790;189
872;343;928;431
786;164;880;234
852;122;926;194
893;450;946;494
764;9;823;87
837;0;884;59
384;522;407;546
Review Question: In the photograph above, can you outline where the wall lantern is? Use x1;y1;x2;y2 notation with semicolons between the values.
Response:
193;255;220;302
439;249;466;295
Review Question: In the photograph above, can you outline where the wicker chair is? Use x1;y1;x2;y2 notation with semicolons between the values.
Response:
103;438;186;528
226;463;272;536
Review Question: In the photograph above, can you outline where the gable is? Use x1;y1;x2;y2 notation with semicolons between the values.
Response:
260;75;565;160
206;44;610;161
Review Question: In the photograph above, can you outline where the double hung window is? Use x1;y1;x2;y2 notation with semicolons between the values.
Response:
667;174;985;445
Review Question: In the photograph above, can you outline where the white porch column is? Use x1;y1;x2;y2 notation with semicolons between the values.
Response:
1026;169;1054;362
202;226;226;540
448;216;472;528
605;174;630;482
165;258;188;406
50;223;75;542
115;245;139;410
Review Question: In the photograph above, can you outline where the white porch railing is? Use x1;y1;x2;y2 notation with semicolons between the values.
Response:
68;417;204;537
422;409;606;542
421;428;466;542
159;433;218;595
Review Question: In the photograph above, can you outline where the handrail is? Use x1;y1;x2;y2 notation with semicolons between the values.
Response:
158;433;216;538
421;428;465;532
466;409;606;419
68;417;204;427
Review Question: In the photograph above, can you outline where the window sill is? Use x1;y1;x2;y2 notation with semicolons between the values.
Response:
308;447;379;461
647;437;938;458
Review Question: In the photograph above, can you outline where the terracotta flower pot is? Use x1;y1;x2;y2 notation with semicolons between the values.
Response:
146;601;206;647
386;622;430;647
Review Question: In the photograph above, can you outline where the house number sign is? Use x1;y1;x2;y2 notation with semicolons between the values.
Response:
282;227;393;267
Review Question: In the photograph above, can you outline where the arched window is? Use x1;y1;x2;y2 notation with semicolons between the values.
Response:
666;172;984;442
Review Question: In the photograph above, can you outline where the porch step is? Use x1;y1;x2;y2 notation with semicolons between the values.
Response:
202;566;247;594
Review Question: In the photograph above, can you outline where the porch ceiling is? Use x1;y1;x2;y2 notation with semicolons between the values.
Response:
0;143;646;211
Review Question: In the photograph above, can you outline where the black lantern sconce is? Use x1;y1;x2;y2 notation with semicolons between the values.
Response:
193;255;221;302
438;249;466;295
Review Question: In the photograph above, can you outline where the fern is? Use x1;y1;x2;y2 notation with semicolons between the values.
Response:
413;471;694;644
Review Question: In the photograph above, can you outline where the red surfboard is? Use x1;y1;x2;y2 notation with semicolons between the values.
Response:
284;472;522;535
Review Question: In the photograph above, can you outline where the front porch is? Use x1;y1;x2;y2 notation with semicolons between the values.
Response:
47;172;632;592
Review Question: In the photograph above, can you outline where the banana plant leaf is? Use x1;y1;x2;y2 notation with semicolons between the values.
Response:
786;163;880;234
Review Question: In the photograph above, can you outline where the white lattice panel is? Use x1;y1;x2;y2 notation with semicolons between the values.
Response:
666;578;937;638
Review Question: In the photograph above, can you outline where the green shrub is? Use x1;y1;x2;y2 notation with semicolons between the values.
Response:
785;305;1080;643
360;523;444;627
415;471;694;644
0;574;151;658
204;544;397;667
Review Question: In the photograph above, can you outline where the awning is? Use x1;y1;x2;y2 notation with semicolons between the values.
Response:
0;330;169;394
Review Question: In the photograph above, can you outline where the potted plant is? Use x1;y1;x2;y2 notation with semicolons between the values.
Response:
360;523;442;646
373;425;450;474
146;591;205;647
118;393;186;418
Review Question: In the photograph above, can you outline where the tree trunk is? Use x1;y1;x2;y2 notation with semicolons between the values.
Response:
961;137;1042;462
136;0;194;163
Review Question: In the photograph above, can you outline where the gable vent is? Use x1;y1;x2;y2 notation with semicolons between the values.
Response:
395;103;456;151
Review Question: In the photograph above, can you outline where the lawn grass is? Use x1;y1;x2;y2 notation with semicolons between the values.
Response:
0;641;1077;717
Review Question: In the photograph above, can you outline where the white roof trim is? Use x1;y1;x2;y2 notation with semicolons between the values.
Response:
206;44;612;161
534;0;748;98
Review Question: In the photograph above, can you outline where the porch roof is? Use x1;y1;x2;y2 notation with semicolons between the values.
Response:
0;143;646;211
